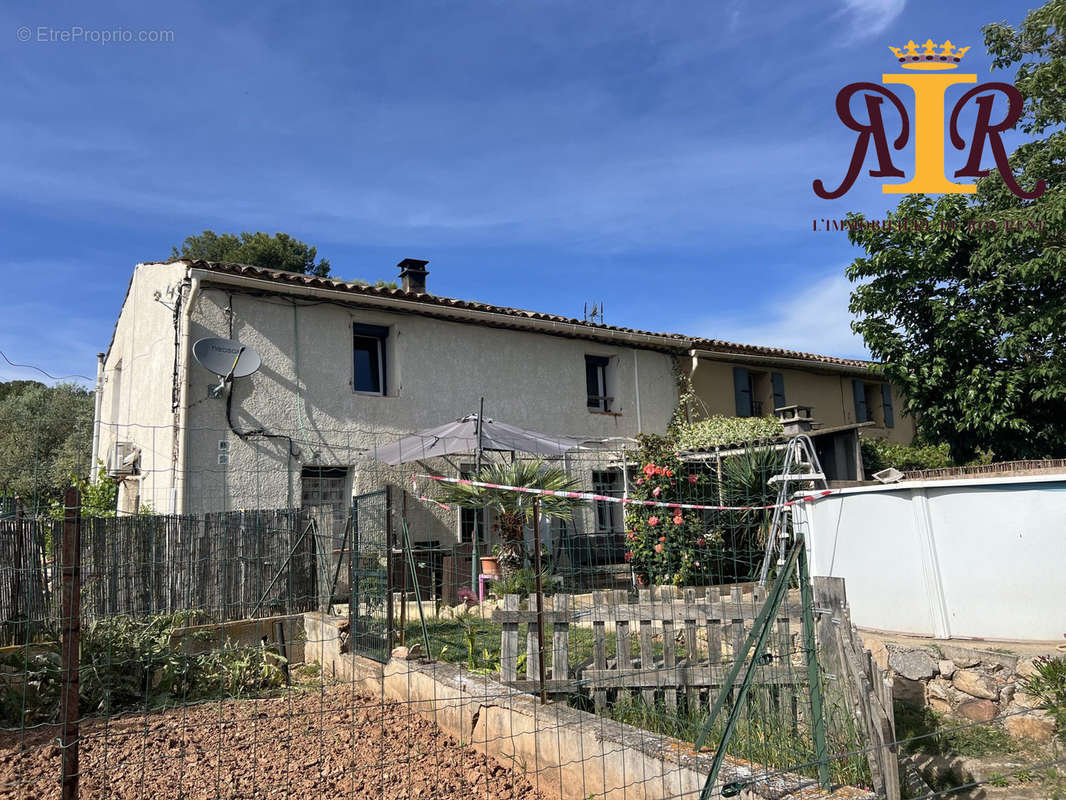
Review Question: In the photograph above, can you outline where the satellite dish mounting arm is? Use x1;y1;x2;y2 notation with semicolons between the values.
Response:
211;346;245;398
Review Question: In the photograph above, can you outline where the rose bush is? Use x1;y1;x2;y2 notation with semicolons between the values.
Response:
623;435;721;586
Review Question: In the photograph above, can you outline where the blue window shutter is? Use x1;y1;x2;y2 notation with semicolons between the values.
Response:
733;367;752;417
853;379;868;423
771;372;786;412
881;384;895;428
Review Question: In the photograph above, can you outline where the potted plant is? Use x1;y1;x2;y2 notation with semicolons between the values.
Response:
439;459;585;579
480;548;501;577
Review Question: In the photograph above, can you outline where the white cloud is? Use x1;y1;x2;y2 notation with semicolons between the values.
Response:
841;0;905;39
700;271;870;360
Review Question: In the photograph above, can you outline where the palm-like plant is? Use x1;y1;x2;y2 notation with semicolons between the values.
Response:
438;459;586;577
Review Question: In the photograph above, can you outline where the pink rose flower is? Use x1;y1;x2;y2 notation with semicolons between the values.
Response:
648;516;659;527
652;486;662;497
688;474;698;484
654;544;663;553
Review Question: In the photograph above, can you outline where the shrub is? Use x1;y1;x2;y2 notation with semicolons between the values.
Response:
673;416;784;452
0;612;287;725
859;437;954;475
1020;656;1066;743
624;435;720;586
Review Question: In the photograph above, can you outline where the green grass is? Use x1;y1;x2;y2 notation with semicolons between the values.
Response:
408;613;873;789
404;615;618;673
894;703;1015;758
894;702;1066;800
600;690;871;789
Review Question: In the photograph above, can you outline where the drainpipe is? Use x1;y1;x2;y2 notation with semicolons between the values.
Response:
172;274;201;514
632;350;642;434
90;353;105;472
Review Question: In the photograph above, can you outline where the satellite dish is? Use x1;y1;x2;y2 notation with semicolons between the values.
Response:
193;337;262;386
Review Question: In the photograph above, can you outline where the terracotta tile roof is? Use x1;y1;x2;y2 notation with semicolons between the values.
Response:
165;259;875;371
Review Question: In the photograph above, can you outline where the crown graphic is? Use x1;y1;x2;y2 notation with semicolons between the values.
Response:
889;39;970;70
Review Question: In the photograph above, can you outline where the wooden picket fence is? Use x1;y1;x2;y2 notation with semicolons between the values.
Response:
493;583;807;711
813;577;901;800
493;579;901;800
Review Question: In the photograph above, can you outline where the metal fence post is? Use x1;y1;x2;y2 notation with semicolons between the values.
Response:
59;486;82;800
798;533;832;791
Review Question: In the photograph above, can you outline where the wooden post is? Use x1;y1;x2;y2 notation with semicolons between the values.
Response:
551;594;570;701
592;591;607;712
59;487;82;800
638;588;655;705
500;594;519;683
531;498;547;704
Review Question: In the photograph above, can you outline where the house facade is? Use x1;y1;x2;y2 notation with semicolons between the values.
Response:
94;258;913;545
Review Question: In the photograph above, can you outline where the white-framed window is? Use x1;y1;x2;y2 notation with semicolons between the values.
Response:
353;323;388;395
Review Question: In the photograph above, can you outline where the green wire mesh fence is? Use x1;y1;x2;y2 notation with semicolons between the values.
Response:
1;424;1062;800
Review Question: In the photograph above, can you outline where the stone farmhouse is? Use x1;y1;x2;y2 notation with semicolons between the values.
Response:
93;258;913;561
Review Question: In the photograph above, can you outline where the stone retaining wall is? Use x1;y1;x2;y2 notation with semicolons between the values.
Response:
304;612;874;800
863;636;1057;744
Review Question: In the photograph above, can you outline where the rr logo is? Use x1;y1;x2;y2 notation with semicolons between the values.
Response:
814;39;1045;200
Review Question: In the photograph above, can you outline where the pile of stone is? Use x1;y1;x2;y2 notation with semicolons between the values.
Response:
863;637;1058;744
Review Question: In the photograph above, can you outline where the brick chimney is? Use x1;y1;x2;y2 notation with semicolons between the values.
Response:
398;258;429;294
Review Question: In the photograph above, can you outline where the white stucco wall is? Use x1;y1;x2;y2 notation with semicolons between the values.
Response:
796;474;1066;641
97;262;188;514
178;275;678;538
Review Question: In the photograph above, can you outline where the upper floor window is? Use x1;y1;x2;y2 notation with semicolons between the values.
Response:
586;355;612;411
732;367;786;417
353;323;388;395
853;380;894;428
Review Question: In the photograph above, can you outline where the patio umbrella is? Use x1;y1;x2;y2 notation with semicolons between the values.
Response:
374;412;580;465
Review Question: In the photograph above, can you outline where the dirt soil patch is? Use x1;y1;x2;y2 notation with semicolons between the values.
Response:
0;685;546;799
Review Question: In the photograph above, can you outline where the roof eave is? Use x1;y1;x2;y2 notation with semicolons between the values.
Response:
688;347;876;376
186;265;691;352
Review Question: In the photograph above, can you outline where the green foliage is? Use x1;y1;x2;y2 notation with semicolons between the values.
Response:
623;435;719;587
0;612;287;725
601;693;870;788
172;230;332;277
172;230;399;288
489;566;552;599
894;703;1016;758
623;434;780;586
0;380;94;514
437;459;585;576
45;463;117;519
672;415;784;451
847;3;1066;462
719;444;785;509
1020;656;1066;742
859;437;955;475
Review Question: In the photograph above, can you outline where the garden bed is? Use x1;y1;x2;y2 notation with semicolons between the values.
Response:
0;685;544;800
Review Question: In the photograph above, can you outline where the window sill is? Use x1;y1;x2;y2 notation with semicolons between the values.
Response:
353;392;394;398
588;409;623;417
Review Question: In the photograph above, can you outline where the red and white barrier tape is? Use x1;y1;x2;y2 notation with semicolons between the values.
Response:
410;478;453;510
414;474;833;512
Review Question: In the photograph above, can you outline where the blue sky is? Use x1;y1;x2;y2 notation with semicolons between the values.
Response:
0;0;1038;385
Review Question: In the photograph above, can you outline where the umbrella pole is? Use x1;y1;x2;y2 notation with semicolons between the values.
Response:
471;397;485;594
532;497;547;704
